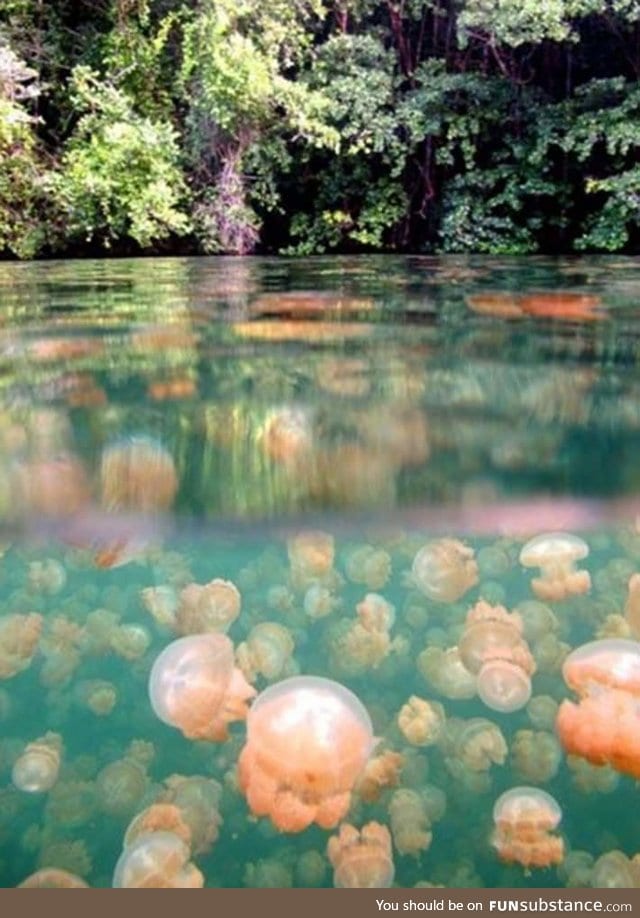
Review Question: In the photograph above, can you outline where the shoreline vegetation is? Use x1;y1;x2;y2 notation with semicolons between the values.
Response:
2;0;640;261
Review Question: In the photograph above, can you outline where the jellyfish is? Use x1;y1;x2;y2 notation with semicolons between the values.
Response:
519;532;591;602
327;822;394;888
37;839;92;878
296;850;327;887
148;633;256;742
344;545;392;591
112;831;203;888
124;804;192;849
109;623;151;661
411;538;479;603
158;775;223;855
303;584;341;620
13;452;91;518
566;756;620;794
556;638;640;778
510;730;562;784
96;752;149;818
388;788;441;857
356;749;404;803
238;676;375;832
417;646;477;700
75;680;117;716
558;851;595;888
0;612;43;679
287;531;335;590
175;579;241;635
27;559;66;595
140;585;178;630
243;858;294;888
328;595;396;676
236;622;295;682
39;615;83;687
100;436;178;513
397;696;446;747
459;601;535;713
591;851;640;888
12;732;62;793
18;868;89;888
441;718;507;793
492;787;564;869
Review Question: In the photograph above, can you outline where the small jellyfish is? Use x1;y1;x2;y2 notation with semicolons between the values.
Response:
624;573;640;639
75;679;117;716
176;579;241;635
12;732;62;793
18;868;89;888
519;532;590;602
556;638;640;778
100;436;178;513
96;754;148;818
397;696;446;747
492;787;564;869
0;612;43;680
112;831;203;888
417;646;476;700
511;730;562;784
411;538;478;603
27;559;66;595
110;623;151;661
327;822;394;888
159;775;223;855
356;749;404;803
388;788;442;857
591;851;640;888
148;633;256;742
238;676;375;832
236;622;295;682
287;531;335;589
124;804;192;849
344;545;392;591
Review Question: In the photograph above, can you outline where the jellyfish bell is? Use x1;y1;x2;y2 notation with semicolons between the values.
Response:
327;822;394;888
519;532;591;602
238;675;376;833
560;638;640;695
492;786;564;869
18;868;89;888
112;831;203;888
12;733;62;793
476;658;532;713
411;538;478;603
148;633;255;742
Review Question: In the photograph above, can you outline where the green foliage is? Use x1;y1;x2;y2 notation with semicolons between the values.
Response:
53;66;190;249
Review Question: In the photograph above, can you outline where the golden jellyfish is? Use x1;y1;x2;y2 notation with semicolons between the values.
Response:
109;623;151;661
244;858;293;888
492;787;564;870
112;831;204;888
148;633;256;742
328;596;396;676
519;532;591;602
303;584;341;620
18;868;89;888
96;754;148;818
327;822;394;888
388;788;440;857
459;601;535;713
556;638;640;778
397;696;446;747
344;545;392;591
12;732;62;793
287;531;335;589
296;850;327;887
159;775;223;855
100;436;178;513
411;538;478;603
591;851;640;888
566;756;619;795
175;579;241;635
37;839;92;878
27;559;66;595
236;622;295;682
75;679;117;716
0;612;43;679
558;851;595;888
510;730;562;784
238;675;376;833
356;749;404;803
124;804;192;849
39;615;83;688
417;646;476;700
441;718;507;793
140;585;178;630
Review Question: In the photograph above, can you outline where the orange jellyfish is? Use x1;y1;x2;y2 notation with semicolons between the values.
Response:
236;622;295;682
492;786;564;869
411;538;478;603
112;831;203;888
238;675;375;832
148;634;255;742
12;732;62;793
18;868;89;888
159;775;223;855
327;822;394;888
123;804;192;849
556;638;640;778
519;291;604;322
397;696;446;747
287;531;335;589
100;436;178;513
459;601;536;712
175;579;241;635
519;532;590;602
0;612;43;679
417;646;477;700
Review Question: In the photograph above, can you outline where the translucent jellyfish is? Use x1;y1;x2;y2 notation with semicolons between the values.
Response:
158;775;223;855
417;646;477;700
244;858;293;888
441;718;507;793
327;822;394;888
328;595;396;676
100;436;178;513
303;584;341;620
510;730;562;784
37;839;92;878
112;831;203;888
27;559;66;595
124;804;192;849
18;868;89;888
591;851;640;888
96;754;148;818
388;788;441;857
140;585;178;630
296;850;327;887
567;756;619;795
556;638;640;777
110;623;151;661
459;601;535;713
492;787;564;869
75;679;117;716
397;696;446;747
344;545;392;591
519;532;591;602
287;531;335;589
12;732;62;793
356;750;404;803
176;579;241;635
39;615;83;687
238;676;375;832
148;633;256;742
0;612;43;679
558;851;595;888
411;538;479;603
236;622;295;682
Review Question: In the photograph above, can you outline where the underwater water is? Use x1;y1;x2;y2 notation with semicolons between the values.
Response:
1;254;640;888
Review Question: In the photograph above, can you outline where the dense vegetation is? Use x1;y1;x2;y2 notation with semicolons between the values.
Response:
2;0;640;258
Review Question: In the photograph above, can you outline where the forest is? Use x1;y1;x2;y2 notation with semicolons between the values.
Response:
1;0;640;258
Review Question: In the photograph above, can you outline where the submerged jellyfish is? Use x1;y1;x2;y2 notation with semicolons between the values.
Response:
18;868;89;888
176;579;241;635
327;822;394;888
148;634;256;742
100;436;178;513
556;638;640;778
492;787;564;869
238;676;375;832
411;538;478;603
112;831;203;888
0;613;43;680
12;732;62;793
519;532;590;602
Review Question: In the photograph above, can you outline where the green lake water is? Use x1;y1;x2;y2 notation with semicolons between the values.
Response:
0;254;640;888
